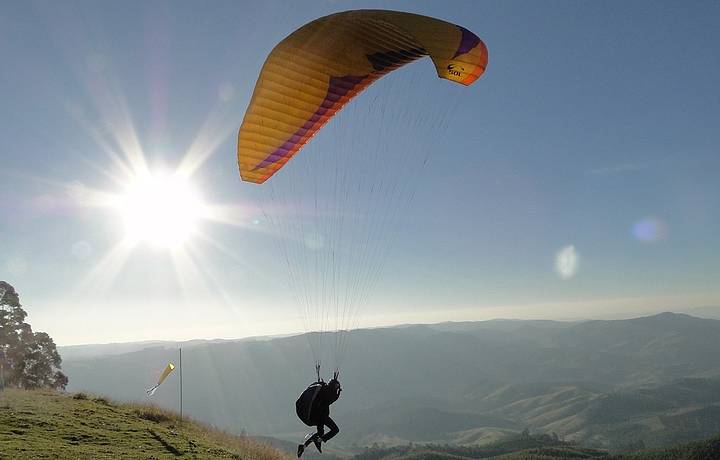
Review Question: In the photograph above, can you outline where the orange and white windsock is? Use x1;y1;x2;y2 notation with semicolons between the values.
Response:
146;363;175;397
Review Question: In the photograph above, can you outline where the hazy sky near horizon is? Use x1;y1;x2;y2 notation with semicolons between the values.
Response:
1;0;719;345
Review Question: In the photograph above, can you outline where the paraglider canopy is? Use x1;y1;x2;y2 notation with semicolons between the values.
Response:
237;9;488;184
236;10;488;377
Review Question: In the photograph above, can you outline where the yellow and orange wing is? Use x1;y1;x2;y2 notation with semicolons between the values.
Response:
237;10;488;184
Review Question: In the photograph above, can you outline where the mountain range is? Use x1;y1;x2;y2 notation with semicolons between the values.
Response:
59;312;720;452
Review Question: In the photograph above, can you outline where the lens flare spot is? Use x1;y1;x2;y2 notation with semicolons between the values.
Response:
218;83;236;102
555;245;579;280
632;217;667;243
72;241;93;260
5;257;28;276
304;233;325;250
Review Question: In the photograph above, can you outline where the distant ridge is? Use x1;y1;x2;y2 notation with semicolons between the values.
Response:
60;311;720;451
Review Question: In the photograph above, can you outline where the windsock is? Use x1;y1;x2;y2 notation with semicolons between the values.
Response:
146;363;175;397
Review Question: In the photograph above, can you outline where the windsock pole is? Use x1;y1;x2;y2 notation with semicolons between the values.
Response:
179;348;183;421
0;291;6;390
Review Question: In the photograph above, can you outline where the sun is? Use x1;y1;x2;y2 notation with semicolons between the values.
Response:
117;173;207;249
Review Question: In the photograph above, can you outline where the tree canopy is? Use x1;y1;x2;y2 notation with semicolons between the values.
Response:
0;281;67;390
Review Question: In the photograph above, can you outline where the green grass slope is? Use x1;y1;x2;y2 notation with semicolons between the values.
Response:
619;434;720;460
0;389;291;460
348;433;720;460
351;434;611;460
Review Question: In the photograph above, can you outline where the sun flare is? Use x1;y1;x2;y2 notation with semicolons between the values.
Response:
116;173;206;249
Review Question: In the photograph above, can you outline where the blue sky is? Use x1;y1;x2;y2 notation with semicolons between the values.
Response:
1;0;719;345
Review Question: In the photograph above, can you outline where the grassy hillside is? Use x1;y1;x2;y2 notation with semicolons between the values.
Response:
1;388;717;460
343;377;720;449
61;313;720;445
351;433;611;460
620;434;720;460
0;389;290;459
349;432;720;460
463;378;720;449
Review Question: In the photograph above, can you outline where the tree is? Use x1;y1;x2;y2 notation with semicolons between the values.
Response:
0;281;67;390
